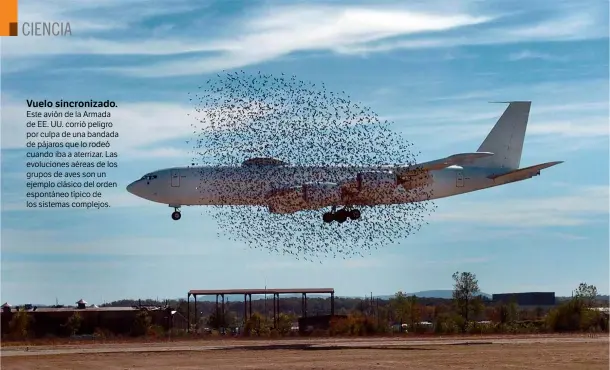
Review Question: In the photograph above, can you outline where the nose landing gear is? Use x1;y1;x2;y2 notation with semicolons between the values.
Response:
170;205;181;220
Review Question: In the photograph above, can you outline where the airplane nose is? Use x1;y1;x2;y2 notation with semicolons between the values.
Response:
126;181;137;195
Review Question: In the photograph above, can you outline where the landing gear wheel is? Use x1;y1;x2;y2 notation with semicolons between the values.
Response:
171;211;181;220
335;209;348;223
322;212;334;223
349;209;361;220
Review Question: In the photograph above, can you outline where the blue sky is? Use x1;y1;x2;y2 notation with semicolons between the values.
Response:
1;0;608;305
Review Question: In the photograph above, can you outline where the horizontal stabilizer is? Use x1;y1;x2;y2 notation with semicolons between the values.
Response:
403;152;494;172
488;161;563;182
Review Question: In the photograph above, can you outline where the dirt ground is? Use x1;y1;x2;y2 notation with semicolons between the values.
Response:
2;337;608;370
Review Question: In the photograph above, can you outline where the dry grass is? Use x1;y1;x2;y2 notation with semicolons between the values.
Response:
2;339;608;370
0;332;599;347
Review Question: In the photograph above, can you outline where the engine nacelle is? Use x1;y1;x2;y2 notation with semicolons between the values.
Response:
401;171;432;190
303;182;342;208
356;171;397;199
266;186;306;214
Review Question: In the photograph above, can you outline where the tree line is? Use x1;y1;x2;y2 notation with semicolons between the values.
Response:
3;271;608;340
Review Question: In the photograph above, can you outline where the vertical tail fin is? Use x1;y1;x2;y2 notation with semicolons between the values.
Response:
475;101;531;170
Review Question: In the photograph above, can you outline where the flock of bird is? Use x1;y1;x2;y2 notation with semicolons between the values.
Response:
186;70;436;262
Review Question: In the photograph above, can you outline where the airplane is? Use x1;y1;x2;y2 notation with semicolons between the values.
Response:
127;101;562;223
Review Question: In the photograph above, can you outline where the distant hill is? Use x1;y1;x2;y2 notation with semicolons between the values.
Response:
372;290;491;300
408;290;456;299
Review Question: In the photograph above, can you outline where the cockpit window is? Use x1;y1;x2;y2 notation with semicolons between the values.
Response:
141;174;158;180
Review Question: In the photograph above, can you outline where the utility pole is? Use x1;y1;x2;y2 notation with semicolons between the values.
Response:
376;298;380;328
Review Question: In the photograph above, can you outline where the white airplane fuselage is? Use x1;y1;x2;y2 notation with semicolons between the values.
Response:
126;101;562;220
127;164;509;208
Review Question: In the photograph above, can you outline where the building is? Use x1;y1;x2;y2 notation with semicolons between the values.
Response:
1;299;188;338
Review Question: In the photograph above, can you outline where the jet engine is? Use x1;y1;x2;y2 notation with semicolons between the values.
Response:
266;186;306;214
400;170;432;190
303;182;342;208
356;171;397;201
357;171;397;192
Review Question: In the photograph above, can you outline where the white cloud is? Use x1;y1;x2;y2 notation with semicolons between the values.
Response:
2;5;489;58
108;7;492;77
508;50;567;62
337;7;607;55
432;185;609;227
506;12;595;40
1;3;493;76
0;1;606;77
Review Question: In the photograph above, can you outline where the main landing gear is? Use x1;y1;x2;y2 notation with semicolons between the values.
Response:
323;207;361;224
170;206;181;221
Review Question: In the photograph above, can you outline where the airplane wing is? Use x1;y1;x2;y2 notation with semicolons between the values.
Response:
488;161;563;184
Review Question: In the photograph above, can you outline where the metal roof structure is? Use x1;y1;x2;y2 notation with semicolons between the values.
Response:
186;288;336;333
188;288;334;296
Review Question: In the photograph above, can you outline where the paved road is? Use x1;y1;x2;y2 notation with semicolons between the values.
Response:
2;335;606;357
